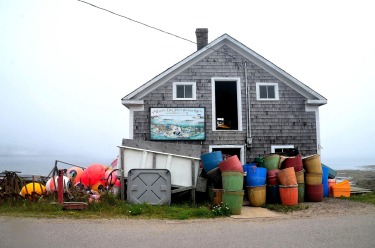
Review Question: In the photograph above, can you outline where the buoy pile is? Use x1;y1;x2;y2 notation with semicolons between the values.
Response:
18;163;120;203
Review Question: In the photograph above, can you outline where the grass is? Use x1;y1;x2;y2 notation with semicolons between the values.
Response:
265;203;309;213
0;198;308;219
0;191;313;219
345;192;375;205
0;193;218;220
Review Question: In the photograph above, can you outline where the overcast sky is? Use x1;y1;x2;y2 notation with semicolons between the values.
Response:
1;0;374;173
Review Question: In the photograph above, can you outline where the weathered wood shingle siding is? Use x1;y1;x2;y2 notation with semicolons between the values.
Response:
132;45;317;161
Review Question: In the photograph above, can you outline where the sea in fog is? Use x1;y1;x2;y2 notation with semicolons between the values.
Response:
0;155;116;176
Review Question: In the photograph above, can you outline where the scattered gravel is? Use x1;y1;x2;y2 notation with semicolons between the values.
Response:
277;167;375;220
281;197;375;219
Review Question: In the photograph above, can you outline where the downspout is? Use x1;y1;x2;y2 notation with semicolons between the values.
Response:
244;62;252;145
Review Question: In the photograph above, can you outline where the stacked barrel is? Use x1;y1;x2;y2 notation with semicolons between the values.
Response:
201;151;245;215
201;151;223;207
201;151;345;213
281;155;304;203
277;156;299;206
244;164;267;207
219;155;244;214
303;154;323;202
263;154;280;204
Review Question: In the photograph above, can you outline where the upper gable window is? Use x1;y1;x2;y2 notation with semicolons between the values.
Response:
173;82;196;100
256;82;279;100
211;77;242;131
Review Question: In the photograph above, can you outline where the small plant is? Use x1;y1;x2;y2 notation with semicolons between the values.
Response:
128;204;143;216
211;203;231;216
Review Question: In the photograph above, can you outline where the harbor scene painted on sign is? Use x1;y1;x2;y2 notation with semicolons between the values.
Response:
150;107;205;141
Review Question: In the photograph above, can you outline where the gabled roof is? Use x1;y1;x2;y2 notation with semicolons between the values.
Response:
122;34;327;106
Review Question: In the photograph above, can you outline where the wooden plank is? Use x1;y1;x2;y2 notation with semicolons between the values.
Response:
120;147;125;201
171;186;195;194
350;186;372;194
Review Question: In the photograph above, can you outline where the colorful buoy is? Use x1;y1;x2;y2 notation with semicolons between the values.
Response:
20;182;46;197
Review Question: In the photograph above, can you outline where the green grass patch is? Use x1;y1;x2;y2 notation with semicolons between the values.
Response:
0;193;216;220
1;191;313;219
345;192;375;205
265;203;309;213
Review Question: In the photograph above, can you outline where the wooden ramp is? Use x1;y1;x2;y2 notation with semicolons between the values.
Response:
350;186;373;194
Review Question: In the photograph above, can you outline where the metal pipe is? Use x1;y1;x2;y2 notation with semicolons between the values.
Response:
244;62;252;144
55;160;85;169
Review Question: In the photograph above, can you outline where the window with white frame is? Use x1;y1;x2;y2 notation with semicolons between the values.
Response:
211;77;242;131
209;145;245;164
271;145;294;154
173;82;196;100
256;82;279;100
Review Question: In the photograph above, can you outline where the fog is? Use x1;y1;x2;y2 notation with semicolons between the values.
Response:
1;0;374;174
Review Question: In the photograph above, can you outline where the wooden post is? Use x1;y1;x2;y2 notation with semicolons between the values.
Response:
58;169;64;205
120;147;125;201
191;159;196;205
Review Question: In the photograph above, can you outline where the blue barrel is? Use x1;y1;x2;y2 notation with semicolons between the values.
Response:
243;163;257;176
200;151;223;173
245;166;267;186
322;166;329;197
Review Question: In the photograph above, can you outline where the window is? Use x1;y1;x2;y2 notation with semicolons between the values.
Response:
173;82;196;100
271;145;294;153
209;145;245;164
256;82;279;100
211;78;242;131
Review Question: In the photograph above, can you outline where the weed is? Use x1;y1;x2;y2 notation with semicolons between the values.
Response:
211;203;231;216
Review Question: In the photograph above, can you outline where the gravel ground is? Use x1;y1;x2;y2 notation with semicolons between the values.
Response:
278;167;375;220
281;197;375;220
234;167;375;221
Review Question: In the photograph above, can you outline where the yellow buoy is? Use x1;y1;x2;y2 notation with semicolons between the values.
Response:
20;182;46;197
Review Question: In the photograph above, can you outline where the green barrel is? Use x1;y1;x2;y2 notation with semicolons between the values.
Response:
222;190;244;215
222;171;244;191
263;154;280;170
